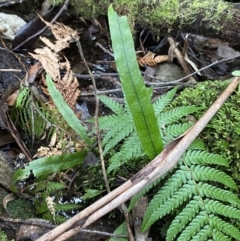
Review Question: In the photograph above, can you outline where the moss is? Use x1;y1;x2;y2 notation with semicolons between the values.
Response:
7;199;36;220
168;80;240;185
49;0;233;33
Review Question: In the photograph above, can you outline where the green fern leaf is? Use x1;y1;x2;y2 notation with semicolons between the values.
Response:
142;182;196;232
167;198;201;241
103;122;134;154
204;199;240;219
177;211;207;241
142;169;189;230
153;86;178;115
99;95;124;115
99;114;128;131
199;182;240;206
190;226;211;241
158;106;200;125
188;139;205;150
184;150;228;167
46;182;65;194
212;229;231;241
128;175;166;211
107;132;143;173
164;123;192;140
190;165;237;189
210;215;240;240
16;86;29;107
108;5;163;159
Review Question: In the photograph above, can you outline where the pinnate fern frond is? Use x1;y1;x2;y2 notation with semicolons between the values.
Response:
204;199;240;218
184;150;229;167
164;123;192;139
157;106;201;125
199;182;240;206
99;95;124;115
153;86;178;115
167;198;201;240
190;165;237;189
107;133;144;173
177;211;207;241
101;113;134;154
46;182;65;194
141;148;240;241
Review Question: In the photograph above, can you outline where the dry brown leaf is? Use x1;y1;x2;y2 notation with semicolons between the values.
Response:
38;15;79;53
30;19;80;111
30;47;60;82
138;52;168;66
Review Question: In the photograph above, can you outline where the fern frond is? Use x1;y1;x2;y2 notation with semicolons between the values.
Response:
103;123;134;154
16;86;29;107
190;226;211;241
142;169;189;229
164;123;192;140
107;132;143;173
101;113;134;154
166;198;201;241
188;139;205;150
158;106;201;125
99;112;131;132
142;182;196;231
212;229;231;241
55;203;81;211
153;86;178;115
190;165;237;189
177;211;207;241
46;182;65;194
99;95;124;115
204;199;240;219
128;175;166;211
199;182;240;206
184;150;228;167
210;215;240;240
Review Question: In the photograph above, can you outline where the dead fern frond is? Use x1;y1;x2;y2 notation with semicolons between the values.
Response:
56;57;80;110
30;19;80;111
138;52;168;66
30;47;60;82
38;15;79;53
